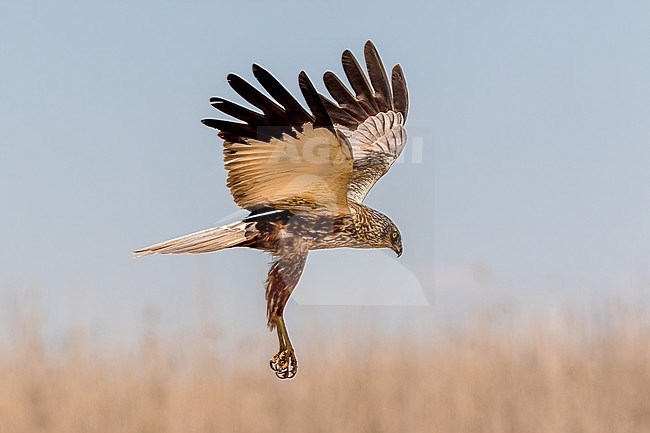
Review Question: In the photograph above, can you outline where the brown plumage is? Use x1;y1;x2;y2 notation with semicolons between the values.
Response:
133;41;409;379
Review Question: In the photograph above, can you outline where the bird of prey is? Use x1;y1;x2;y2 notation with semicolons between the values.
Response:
134;41;409;379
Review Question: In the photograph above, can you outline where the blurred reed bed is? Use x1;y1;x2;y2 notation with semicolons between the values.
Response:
0;303;649;433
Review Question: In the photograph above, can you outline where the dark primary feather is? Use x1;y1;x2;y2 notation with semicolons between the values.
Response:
226;73;287;126
252;64;314;125
298;71;333;131
363;41;392;112
341;49;378;114
320;42;410;203
319;94;359;129
321;40;409;127
322;71;368;122
207;64;353;215
391;64;409;120
203;65;337;143
201;42;408;209
209;97;267;125
200;118;264;142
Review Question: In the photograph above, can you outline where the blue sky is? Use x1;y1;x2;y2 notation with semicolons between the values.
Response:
1;0;649;344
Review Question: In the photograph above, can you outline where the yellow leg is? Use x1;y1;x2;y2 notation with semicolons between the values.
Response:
269;317;286;370
269;316;298;379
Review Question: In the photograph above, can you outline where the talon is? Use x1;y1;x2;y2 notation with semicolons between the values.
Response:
269;317;298;379
269;354;281;371
269;348;298;379
278;353;288;370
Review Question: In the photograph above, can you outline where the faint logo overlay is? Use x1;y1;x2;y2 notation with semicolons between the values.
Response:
291;249;429;307
212;128;429;306
256;128;425;166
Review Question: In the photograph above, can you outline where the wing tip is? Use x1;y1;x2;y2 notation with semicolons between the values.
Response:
341;49;354;61
201;118;215;128
298;70;317;94
364;39;377;53
251;63;264;75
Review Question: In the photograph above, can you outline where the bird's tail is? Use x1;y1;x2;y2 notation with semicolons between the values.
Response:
133;220;251;257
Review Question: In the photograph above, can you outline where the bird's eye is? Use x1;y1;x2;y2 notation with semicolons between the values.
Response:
391;231;398;239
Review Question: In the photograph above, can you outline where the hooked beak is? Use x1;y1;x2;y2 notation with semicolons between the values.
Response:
392;243;403;258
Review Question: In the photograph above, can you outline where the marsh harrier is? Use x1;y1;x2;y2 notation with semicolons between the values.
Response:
134;41;409;379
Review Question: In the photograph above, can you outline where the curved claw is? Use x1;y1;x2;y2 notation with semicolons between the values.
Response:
275;368;297;379
269;353;283;372
269;351;284;372
269;349;298;379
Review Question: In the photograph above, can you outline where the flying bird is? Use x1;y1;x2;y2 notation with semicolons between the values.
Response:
134;41;409;379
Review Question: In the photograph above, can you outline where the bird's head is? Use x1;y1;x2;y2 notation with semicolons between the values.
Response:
360;206;403;257
374;214;402;258
386;222;403;257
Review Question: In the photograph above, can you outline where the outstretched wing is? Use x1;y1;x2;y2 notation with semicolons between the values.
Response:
319;41;409;203
203;67;353;215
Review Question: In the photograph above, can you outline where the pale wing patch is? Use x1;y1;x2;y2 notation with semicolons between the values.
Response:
343;111;406;160
224;124;353;214
340;111;407;202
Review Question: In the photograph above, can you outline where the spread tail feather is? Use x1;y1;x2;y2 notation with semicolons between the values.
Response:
133;220;251;257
